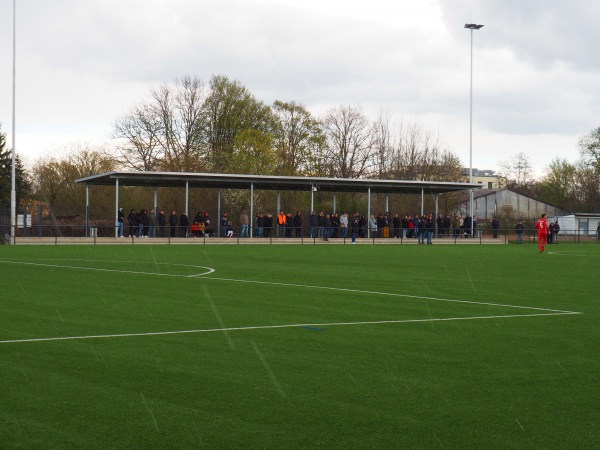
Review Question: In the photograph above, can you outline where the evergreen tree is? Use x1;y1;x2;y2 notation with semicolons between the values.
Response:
0;125;30;209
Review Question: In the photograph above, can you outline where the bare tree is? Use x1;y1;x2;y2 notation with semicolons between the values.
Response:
112;76;207;173
377;120;462;182
150;76;207;172
113;104;163;171
578;126;600;168
373;112;396;178
32;144;118;217
322;105;375;178
499;152;535;194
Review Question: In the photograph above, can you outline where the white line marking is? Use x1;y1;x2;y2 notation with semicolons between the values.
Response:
0;259;215;277
205;276;580;314
0;311;581;345
2;257;577;313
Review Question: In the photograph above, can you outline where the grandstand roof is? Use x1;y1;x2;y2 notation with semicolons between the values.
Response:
76;171;480;195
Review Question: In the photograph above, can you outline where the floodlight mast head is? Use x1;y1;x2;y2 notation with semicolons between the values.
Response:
464;24;484;30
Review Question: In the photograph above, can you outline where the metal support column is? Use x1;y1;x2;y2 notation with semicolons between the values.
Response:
435;194;439;237
217;190;221;237
276;191;281;237
153;187;158;238
115;178;119;237
185;181;189;216
250;183;254;238
85;185;90;237
367;187;371;238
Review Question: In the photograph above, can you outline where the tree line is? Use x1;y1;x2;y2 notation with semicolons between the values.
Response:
1;74;599;224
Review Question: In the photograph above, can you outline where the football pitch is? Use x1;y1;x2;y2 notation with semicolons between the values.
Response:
0;243;598;448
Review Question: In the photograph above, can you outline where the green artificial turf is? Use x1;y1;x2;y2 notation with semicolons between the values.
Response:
0;244;599;448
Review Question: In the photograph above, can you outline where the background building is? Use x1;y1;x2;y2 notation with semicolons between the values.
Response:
463;168;506;190
459;188;566;221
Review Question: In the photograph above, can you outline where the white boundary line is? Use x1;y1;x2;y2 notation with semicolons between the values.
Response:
0;259;215;278
1;258;578;313
0;257;582;345
0;311;581;344
205;276;579;314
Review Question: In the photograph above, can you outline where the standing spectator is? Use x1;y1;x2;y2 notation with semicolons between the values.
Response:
492;217;500;238
117;207;125;237
137;210;144;237
148;209;156;237
256;212;264;238
127;209;138;237
376;214;385;238
515;221;524;244
402;215;410;238
392;213;400;239
464;214;472;238
597;224;600;241
293;212;302;238
309;211;318;238
317;211;326;238
240;210;249;237
340;212;349;239
139;209;149;237
407;216;415;238
226;220;234;237
285;213;293;237
426;214;435;244
418;216;427;244
180;211;189;237
412;215;420;239
369;215;377;238
452;215;461;239
548;221;555;244
383;212;390;238
277;211;286;237
158;210;166;237
203;212;212;236
552;221;560;244
323;214;332;241
168;210;178;237
221;213;229;237
436;214;443;238
263;212;273;238
331;213;340;238
351;212;360;244
535;214;549;253
359;215;366;238
443;215;451;238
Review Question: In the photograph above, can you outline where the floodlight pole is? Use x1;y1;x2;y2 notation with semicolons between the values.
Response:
465;23;483;237
10;0;17;244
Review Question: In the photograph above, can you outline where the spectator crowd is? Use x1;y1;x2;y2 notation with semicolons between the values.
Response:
117;208;492;242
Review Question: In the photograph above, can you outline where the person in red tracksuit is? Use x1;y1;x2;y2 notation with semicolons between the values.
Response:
535;214;550;253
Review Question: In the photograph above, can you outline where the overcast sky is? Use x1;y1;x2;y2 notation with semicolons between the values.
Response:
1;0;599;177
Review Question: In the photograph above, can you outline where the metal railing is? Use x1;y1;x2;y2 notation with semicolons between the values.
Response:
4;224;600;245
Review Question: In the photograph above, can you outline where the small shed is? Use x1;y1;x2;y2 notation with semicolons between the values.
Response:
552;214;600;237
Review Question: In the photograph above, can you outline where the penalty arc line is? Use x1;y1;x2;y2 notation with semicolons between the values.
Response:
0;311;581;345
0;259;215;278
